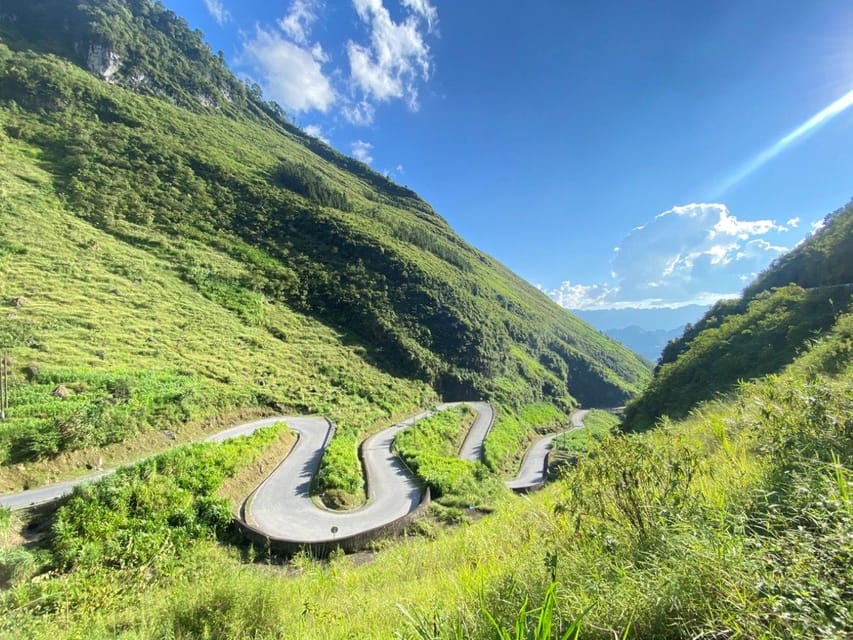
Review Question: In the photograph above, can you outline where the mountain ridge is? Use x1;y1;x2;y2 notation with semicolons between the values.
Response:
624;201;853;430
0;0;649;497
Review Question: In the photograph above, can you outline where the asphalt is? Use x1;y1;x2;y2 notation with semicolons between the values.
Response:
505;409;589;491
0;469;114;510
243;402;493;544
0;403;587;545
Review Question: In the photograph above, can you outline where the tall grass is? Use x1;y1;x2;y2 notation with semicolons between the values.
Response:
395;405;503;508
483;403;568;474
2;328;849;638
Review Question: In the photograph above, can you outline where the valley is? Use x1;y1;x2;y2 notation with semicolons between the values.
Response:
0;0;850;638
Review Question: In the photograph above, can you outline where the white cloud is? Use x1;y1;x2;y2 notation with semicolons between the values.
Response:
351;140;373;163
786;217;800;228
279;0;322;44
401;0;438;32
545;203;792;310
341;99;376;126
204;0;231;25
344;0;435;123
239;1;437;126
395;163;405;174
303;124;329;143
545;282;618;310
241;26;335;113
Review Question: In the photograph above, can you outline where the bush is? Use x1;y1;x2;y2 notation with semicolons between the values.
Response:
395;405;502;507
50;424;283;569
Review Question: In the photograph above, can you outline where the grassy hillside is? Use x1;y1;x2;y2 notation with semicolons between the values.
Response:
2;311;849;640
0;0;649;404
0;0;649;498
624;202;853;430
0;133;434;495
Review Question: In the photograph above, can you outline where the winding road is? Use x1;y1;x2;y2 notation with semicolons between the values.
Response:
506;409;588;491
0;402;585;550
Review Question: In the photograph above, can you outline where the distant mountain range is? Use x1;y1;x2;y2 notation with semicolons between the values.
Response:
598;325;685;364
573;305;710;362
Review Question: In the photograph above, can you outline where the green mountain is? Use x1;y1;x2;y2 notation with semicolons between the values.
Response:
624;201;853;430
1;4;851;637
0;0;649;492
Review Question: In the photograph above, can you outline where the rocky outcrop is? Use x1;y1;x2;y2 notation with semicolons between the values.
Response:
87;43;121;82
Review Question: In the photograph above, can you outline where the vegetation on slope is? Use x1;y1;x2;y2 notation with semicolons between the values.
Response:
2;311;849;639
625;202;853;430
394;405;503;509
0;0;649;500
658;201;853;369
547;409;620;477
0;133;434;498
52;424;286;571
483;402;568;475
0;0;649;406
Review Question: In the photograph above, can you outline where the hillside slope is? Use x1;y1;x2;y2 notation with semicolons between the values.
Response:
0;0;649;493
624;201;853;430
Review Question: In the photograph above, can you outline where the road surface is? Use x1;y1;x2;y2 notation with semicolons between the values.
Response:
0;402;586;549
505;409;588;491
243;402;493;544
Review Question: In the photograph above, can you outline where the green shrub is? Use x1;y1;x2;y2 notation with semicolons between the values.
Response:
395;405;502;507
484;402;567;474
50;424;283;569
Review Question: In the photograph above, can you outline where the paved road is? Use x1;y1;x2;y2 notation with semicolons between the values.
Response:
0;417;288;510
458;402;495;461
243;402;493;544
505;409;588;491
0;470;115;510
0;403;584;548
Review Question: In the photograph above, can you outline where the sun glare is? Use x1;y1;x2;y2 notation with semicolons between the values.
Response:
715;88;853;195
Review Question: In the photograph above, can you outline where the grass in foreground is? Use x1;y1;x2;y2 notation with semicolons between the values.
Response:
1;314;850;639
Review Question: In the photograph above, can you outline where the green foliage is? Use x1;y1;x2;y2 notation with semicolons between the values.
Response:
273;160;351;211
395;405;501;506
51;424;283;569
627;203;853;431
2;368;231;462
0;0;649;421
1;326;851;638
0;131;432;496
401;583;586;640
483;402;567;474
658;202;853;370
0;0;651;497
626;283;852;430
317;432;362;496
483;584;586;640
550;409;619;465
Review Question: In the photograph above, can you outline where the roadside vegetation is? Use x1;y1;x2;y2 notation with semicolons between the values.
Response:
547;409;620;475
483;402;568;475
53;424;286;571
395;405;504;512
1;313;849;639
0;1;851;638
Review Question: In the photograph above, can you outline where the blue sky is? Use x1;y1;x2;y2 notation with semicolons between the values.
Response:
166;0;853;324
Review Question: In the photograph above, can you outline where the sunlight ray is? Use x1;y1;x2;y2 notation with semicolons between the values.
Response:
716;88;853;195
